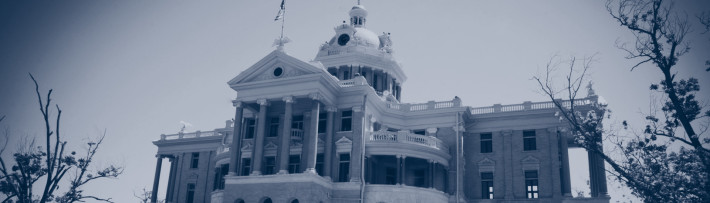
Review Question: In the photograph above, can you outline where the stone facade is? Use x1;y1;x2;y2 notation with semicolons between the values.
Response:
151;4;609;203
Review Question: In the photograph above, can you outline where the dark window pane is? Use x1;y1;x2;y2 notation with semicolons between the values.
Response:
190;152;199;168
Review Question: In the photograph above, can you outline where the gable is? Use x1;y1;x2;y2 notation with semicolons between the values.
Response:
228;50;327;86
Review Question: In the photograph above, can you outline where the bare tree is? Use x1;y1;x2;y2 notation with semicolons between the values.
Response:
0;74;122;203
533;0;709;201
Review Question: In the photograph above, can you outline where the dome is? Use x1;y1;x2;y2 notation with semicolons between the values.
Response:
353;27;379;47
349;5;368;18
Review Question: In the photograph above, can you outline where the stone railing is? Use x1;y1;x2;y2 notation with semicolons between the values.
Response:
384;98;462;113
338;77;368;88
368;131;448;151
291;129;304;140
470;97;597;115
216;146;230;155
159;130;219;141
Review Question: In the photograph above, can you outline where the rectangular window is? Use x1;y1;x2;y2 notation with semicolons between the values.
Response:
414;169;426;187
264;156;276;175
316;154;324;175
525;170;539;199
338;153;350;182
218;164;228;190
288;155;300;174
481;133;493;153
523;130;536;151
245;119;256;139
292;115;304;130
241;158;251;176
481;172;494;199
413;130;426;135
190;152;199;169
186;183;195;203
268;117;279;137
340;110;352;131
344;70;350;80
318;113;327;133
385;167;396;185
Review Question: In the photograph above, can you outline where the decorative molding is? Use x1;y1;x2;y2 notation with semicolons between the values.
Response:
257;99;269;106
352;106;363;112
335;136;352;144
264;141;278;150
308;92;322;101
521;155;540;171
501;130;513;136
478;158;495;173
426;128;438;134
326;105;338;112
241;142;253;151
282;96;294;103
232;100;243;108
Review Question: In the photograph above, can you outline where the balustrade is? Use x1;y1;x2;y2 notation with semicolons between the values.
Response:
368;131;447;151
291;129;304;140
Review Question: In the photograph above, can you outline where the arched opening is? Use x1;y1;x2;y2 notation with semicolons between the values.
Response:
290;199;299;203
261;197;272;203
234;199;245;203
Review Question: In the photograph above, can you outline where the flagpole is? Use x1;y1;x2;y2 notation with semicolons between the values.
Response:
280;0;285;44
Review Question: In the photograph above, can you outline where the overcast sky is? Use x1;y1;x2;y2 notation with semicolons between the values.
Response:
1;0;709;202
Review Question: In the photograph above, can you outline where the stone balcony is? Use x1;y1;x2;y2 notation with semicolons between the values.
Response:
366;130;451;165
368;131;448;152
469;97;598;115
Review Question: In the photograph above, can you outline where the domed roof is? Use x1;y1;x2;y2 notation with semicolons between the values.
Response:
349;5;368;18
353;27;379;47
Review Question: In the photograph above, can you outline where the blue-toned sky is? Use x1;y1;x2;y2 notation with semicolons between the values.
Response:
1;0;708;202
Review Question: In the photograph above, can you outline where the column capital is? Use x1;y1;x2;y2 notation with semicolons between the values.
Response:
352;106;363;112
501;129;513;136
325;105;338;112
426;127;438;134
308;92;322;101
257;98;269;106
547;127;559;133
232;100;243;108
282;96;294;103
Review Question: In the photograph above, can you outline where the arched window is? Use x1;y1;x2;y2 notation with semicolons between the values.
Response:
291;199;299;203
234;199;245;203
262;197;272;203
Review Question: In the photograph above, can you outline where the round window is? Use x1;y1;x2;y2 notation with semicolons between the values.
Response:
337;34;350;46
273;67;283;77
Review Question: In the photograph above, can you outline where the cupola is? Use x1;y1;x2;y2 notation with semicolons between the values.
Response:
349;5;367;27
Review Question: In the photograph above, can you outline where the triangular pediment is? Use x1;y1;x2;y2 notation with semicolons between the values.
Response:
228;50;327;85
521;156;540;164
478;158;495;166
264;141;278;150
241;142;253;151
335;136;352;145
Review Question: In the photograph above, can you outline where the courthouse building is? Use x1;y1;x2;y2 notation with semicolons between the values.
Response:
151;4;610;203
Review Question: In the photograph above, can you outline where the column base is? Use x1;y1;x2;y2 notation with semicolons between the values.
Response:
250;171;262;176
277;170;289;174
227;172;238;176
305;168;317;174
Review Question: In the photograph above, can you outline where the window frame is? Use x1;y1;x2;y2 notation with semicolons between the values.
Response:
480;133;493;153
190;152;199;169
288;155;301;174
481;172;494;199
245;119;256;139
340;110;353;132
264;156;276;175
523;130;537;151
268;117;280;137
318;113;327;134
338;153;350;182
186;183;196;203
525;170;539;199
241;158;251;176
